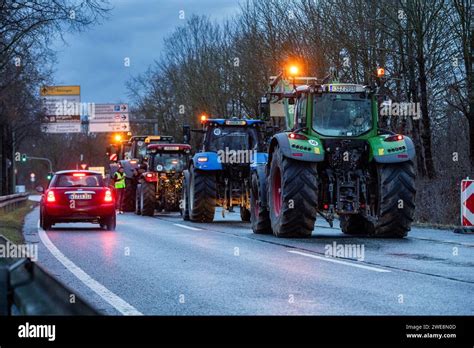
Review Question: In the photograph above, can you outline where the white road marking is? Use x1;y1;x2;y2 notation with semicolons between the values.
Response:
173;223;203;231
38;223;143;315
288;250;391;273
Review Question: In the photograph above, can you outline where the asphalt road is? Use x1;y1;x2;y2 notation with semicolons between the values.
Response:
23;197;474;315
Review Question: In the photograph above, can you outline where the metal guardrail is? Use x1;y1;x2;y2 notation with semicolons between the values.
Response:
0;236;99;315
0;193;29;212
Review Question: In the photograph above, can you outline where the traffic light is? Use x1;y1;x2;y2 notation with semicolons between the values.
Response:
21;154;27;162
47;173;53;180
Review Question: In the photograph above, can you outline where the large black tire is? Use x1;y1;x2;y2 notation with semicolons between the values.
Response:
122;178;136;212
370;161;416;237
134;184;142;215
101;214;116;231
140;182;156;216
250;166;271;234
181;170;190;220
189;166;216;222
340;161;416;238
268;146;318;238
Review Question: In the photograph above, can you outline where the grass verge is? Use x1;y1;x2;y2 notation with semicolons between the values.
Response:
0;201;37;244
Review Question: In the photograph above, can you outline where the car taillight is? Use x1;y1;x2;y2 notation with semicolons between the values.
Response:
46;190;56;203
104;189;113;202
384;134;404;142
288;133;308;140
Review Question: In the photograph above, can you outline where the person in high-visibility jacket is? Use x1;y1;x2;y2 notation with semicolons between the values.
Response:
113;166;126;214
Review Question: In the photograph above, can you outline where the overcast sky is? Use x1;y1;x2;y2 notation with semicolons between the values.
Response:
50;0;240;104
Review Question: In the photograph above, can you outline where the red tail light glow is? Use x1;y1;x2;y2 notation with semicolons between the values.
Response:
384;134;404;142
73;173;86;177
104;189;113;202
289;133;308;140
46;190;56;203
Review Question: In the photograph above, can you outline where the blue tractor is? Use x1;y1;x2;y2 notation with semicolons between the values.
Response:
181;117;269;223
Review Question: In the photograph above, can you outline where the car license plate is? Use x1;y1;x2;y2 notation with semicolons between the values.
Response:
69;193;92;200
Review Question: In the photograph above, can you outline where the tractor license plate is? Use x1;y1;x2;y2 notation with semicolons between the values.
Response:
330;85;357;92
69;193;92;200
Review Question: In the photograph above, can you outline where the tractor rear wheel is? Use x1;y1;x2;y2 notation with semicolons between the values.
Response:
340;161;416;238
250;166;271;234
189;166;216;222
268;146;318;238
370;161;416;238
140;182;156;216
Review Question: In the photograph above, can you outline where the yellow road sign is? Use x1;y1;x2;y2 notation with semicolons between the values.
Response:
40;85;80;96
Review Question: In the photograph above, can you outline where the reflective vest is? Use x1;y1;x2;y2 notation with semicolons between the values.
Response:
114;172;126;189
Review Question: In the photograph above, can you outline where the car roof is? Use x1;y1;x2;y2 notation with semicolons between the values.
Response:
54;170;102;175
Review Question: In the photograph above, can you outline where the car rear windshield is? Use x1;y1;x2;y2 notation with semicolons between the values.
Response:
51;173;104;187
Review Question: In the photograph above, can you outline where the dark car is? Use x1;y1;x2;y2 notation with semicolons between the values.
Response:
38;170;116;230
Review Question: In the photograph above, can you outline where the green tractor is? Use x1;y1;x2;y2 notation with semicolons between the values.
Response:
251;69;416;238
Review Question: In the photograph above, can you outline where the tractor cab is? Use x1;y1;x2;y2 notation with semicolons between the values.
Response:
126;135;175;161
146;144;191;174
200;117;266;154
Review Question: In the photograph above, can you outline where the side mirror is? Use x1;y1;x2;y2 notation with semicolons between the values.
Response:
183;125;191;144
35;186;44;193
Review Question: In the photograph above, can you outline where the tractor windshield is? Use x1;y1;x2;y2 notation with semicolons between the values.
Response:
152;153;186;172
312;94;372;137
206;126;259;152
